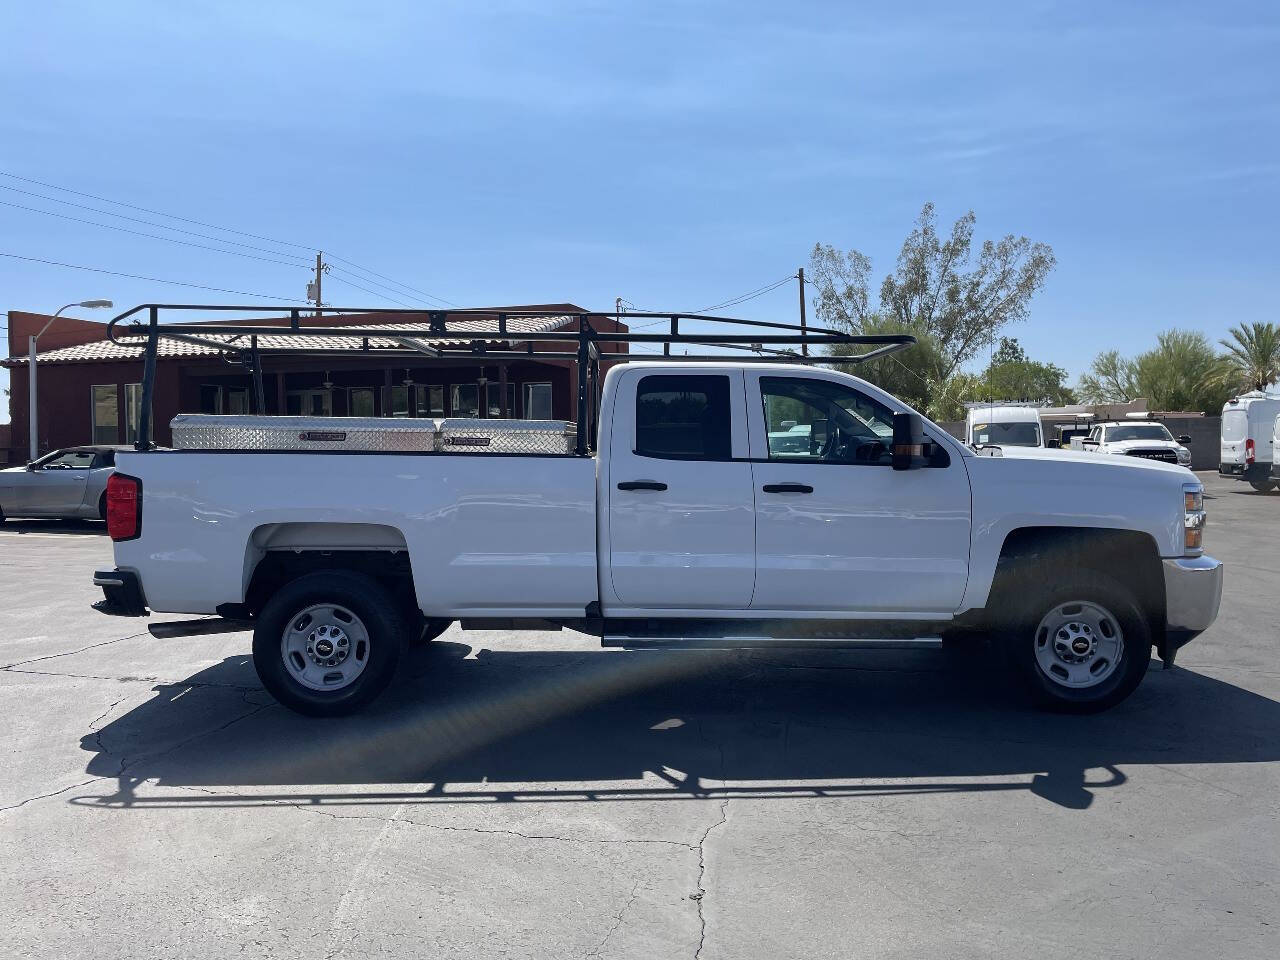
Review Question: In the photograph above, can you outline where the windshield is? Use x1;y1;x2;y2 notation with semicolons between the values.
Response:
1106;424;1174;443
971;421;1041;447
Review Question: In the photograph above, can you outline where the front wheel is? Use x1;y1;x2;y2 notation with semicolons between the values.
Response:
998;572;1151;713
253;571;406;716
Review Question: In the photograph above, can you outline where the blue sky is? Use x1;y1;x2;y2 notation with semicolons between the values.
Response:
2;1;1277;414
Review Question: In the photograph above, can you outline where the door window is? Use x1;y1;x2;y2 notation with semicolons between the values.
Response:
760;377;894;465
287;390;333;416
125;383;154;444
451;384;480;418
416;385;445;416
634;375;732;460
349;388;376;417
523;382;553;420
91;385;119;444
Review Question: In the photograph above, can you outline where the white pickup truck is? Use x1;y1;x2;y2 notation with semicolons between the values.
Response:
93;306;1223;718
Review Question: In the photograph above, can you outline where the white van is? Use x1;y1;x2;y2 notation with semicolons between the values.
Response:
1219;392;1280;492
965;404;1043;448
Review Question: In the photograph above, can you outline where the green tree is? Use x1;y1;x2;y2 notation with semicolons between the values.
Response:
811;203;1056;417
1210;321;1280;394
981;338;1076;407
1078;330;1229;414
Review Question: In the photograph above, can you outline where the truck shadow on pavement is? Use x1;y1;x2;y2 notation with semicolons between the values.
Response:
76;641;1280;811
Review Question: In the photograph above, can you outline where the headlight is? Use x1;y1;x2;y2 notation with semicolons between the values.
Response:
1183;483;1205;553
1176;447;1191;465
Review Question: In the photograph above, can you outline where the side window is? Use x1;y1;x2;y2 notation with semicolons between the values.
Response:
634;375;732;461
761;377;895;465
42;450;96;470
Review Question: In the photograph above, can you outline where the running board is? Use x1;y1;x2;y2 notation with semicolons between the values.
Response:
148;618;253;639
601;635;943;650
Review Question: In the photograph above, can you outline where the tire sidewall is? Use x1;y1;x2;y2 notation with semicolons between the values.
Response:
253;571;404;716
1001;573;1151;712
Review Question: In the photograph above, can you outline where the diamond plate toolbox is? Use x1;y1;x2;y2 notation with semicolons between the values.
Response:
170;414;439;452
436;418;576;454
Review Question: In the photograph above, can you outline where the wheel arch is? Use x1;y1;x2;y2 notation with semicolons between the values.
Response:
984;526;1166;632
241;522;419;622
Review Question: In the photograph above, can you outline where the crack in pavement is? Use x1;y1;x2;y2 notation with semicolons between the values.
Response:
0;665;260;692
0;700;272;816
692;799;730;960
588;879;643;958
0;632;149;671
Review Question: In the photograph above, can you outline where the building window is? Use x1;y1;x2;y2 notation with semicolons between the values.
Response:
199;385;223;414
451;384;479;418
522;382;553;420
199;385;249;415
384;385;410;418
125;383;154;444
226;388;249;415
287;390;333;416
349;388;376;417
486;383;516;418
91;385;119;444
416;385;444;417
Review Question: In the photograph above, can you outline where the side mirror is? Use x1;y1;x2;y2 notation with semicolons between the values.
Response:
1177;435;1192;445
1045;438;1061;449
892;412;931;471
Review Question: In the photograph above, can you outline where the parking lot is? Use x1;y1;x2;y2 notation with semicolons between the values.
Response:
0;470;1275;959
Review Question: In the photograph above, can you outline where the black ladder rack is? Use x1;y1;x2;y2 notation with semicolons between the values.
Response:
105;304;916;455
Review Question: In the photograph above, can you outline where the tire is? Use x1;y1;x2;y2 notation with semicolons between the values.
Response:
98;492;108;521
252;571;406;717
996;571;1151;713
1248;479;1278;493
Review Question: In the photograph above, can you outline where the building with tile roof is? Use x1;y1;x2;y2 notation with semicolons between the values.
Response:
3;305;628;462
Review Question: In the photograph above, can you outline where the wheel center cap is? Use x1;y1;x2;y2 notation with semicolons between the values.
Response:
315;638;334;657
1071;638;1091;655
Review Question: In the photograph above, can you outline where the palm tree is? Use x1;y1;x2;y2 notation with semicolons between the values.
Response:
1212;321;1280;394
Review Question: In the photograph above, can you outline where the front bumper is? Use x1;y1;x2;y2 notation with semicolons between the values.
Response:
1162;555;1223;638
93;568;148;617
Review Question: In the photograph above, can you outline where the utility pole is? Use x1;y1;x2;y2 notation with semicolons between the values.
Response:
797;267;808;356
314;252;324;316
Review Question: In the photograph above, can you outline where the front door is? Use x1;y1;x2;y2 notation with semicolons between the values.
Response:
748;372;972;615
18;449;96;516
607;369;756;609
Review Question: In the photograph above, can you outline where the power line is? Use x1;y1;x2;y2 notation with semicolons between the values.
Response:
0;252;309;302
0;170;456;307
0;183;313;264
324;271;414;308
325;254;457;307
325;263;442;307
695;274;797;313
0;171;316;252
0;199;310;269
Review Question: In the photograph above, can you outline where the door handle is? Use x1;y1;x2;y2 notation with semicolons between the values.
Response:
617;480;668;491
762;483;813;494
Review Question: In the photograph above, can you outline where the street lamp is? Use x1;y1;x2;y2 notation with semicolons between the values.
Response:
29;299;114;461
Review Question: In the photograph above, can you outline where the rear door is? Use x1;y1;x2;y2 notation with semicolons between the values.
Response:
607;369;756;609
747;372;971;615
1221;408;1248;467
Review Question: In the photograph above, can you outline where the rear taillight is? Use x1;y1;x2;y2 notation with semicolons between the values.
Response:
1246;438;1256;464
106;473;141;541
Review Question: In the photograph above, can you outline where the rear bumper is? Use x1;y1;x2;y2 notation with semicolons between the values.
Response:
1219;461;1245;477
1162;555;1222;637
1220;462;1271;482
93;568;148;617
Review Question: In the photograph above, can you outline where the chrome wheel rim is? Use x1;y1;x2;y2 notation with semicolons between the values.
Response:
1033;600;1123;689
280;603;370;692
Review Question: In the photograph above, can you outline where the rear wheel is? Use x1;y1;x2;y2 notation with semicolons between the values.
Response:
997;572;1151;713
98;492;107;521
1248;479;1278;493
253;571;405;716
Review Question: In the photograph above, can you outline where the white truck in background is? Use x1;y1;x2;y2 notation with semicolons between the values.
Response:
96;362;1222;719
1071;416;1193;467
1219;392;1280;492
965;404;1044;448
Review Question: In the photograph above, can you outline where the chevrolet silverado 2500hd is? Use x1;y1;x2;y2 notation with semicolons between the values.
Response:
92;306;1223;717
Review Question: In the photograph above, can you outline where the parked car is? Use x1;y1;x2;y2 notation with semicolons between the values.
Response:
965;404;1043;448
0;446;123;522
1070;418;1192;466
97;361;1220;718
1219;392;1280;492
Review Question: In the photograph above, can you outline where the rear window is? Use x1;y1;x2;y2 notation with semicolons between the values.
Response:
1222;410;1247;441
971;421;1040;447
635;375;732;460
